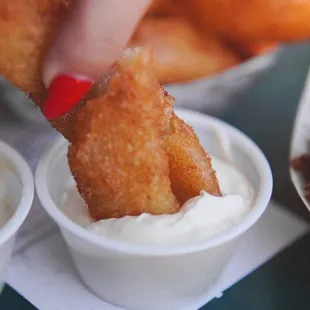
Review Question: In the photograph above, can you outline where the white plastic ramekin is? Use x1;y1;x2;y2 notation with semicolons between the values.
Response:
35;109;272;310
0;140;34;292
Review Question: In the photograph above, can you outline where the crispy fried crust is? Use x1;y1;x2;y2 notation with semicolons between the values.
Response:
56;55;221;218
68;49;180;219
166;113;221;204
187;0;310;41
157;88;221;204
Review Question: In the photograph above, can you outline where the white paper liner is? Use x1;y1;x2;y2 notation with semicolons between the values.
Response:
290;65;310;210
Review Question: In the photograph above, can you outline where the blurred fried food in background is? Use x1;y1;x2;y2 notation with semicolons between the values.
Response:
187;0;310;41
130;18;240;84
130;0;310;84
0;0;73;94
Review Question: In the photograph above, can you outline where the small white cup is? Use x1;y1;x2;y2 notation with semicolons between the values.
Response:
35;109;272;310
0;140;34;292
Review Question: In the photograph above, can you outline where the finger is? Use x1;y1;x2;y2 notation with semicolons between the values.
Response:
42;0;150;120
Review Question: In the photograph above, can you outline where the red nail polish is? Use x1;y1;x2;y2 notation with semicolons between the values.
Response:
42;75;92;120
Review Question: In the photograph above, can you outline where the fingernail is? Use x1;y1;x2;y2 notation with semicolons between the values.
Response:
42;74;92;120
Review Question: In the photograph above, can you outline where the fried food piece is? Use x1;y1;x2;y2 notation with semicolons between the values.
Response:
67;49;220;219
166;113;221;204
0;0;73;94
130;17;240;84
158;88;221;204
68;49;180;219
63;62;220;218
187;0;310;41
57;65;221;218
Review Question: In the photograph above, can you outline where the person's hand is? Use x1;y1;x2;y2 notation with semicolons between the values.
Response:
42;0;150;120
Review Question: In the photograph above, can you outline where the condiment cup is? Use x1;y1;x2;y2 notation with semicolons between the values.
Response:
0;140;34;292
36;109;272;310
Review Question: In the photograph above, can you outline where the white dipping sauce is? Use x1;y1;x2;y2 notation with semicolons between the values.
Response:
62;157;254;245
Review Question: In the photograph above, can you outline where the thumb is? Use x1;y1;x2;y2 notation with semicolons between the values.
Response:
42;0;150;120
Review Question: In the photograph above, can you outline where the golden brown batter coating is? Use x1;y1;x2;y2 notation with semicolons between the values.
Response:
59;61;221;219
166;113;221;205
68;49;180;219
157;88;221;204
